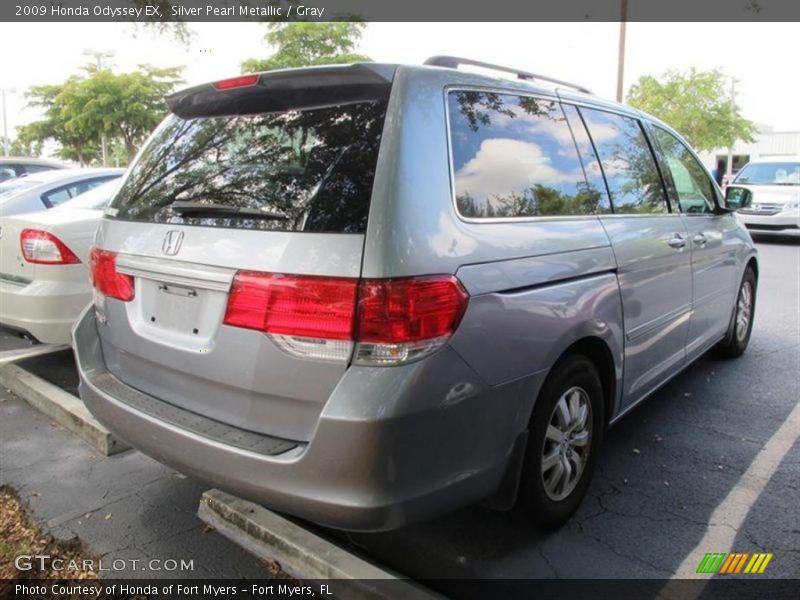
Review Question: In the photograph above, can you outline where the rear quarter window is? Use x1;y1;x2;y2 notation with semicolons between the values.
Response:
447;90;608;219
0;166;16;182
110;100;388;234
42;176;119;208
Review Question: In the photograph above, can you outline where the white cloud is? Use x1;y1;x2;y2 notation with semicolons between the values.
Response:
491;103;621;151
455;138;580;201
523;117;576;148
580;121;620;144
596;156;630;177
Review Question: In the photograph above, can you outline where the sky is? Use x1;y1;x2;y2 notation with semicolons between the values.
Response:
1;21;799;152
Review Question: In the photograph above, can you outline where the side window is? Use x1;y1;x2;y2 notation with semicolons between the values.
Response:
42;177;117;207
652;127;716;214
42;186;74;207
447;91;603;219
579;107;668;214
561;104;611;213
0;166;16;182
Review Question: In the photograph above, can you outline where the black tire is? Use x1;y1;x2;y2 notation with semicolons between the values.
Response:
517;354;604;528
714;266;757;359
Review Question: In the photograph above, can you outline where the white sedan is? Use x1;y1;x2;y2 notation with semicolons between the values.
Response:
0;180;120;344
0;167;123;217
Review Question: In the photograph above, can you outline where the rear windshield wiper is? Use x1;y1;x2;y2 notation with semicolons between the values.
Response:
169;201;289;220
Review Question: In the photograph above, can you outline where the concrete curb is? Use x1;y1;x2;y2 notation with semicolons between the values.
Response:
0;344;70;366
0;362;130;456
198;489;440;600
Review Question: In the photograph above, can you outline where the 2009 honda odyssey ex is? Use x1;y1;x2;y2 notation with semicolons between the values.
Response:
74;57;758;531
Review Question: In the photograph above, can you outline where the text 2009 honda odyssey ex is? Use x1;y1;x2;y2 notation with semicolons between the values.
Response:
74;57;758;531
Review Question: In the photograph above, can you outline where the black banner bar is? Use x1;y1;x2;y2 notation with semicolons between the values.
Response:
3;578;800;600
2;0;800;22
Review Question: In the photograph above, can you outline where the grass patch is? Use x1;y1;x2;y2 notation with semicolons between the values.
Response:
0;485;100;580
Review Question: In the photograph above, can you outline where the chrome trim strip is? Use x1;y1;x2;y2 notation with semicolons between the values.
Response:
115;254;235;292
609;331;726;426
625;303;693;342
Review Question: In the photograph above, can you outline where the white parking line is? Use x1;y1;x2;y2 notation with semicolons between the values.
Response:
0;344;69;366
666;400;800;587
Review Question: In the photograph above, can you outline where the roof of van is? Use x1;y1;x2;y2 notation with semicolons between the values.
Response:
166;60;653;127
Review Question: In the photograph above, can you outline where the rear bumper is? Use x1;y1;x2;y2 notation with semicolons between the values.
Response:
74;306;537;531
0;277;90;344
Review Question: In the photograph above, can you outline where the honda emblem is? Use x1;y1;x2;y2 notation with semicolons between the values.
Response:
162;230;184;256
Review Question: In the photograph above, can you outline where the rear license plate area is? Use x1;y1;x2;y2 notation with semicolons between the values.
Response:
149;282;202;334
132;278;228;347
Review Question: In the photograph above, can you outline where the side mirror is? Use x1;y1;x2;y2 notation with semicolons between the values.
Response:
722;186;751;211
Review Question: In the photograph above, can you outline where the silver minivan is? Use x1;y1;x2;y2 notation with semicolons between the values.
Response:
74;57;758;531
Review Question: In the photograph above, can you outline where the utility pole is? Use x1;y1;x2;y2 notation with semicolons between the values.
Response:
725;78;737;182
1;88;8;157
82;49;115;167
616;0;628;103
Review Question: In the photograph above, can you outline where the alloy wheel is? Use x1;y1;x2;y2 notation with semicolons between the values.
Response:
736;280;753;342
541;386;593;501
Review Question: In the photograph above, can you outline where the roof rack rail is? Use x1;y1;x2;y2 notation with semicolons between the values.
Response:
423;56;593;95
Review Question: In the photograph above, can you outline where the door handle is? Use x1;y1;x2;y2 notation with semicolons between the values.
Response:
668;234;687;249
693;234;707;246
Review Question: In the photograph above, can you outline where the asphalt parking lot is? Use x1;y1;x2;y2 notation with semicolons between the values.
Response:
1;233;798;589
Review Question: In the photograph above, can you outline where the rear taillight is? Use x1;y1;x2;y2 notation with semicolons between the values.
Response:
224;272;358;362
355;276;469;365
20;229;80;265
88;247;134;302
223;271;468;365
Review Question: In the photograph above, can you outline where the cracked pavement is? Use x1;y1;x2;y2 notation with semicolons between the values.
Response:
0;234;797;587
0;358;270;579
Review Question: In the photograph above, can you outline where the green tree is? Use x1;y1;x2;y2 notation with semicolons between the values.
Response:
22;64;183;165
2;129;44;158
24;80;101;165
241;22;370;73
60;64;183;162
626;68;756;152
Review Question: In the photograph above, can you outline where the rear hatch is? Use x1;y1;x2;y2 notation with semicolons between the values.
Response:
92;64;395;442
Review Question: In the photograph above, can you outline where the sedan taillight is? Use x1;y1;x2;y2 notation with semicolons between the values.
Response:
20;229;80;265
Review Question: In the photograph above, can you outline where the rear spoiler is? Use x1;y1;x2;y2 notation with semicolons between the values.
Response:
166;63;398;119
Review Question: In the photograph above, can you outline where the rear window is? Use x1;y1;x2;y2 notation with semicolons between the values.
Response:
110;100;388;233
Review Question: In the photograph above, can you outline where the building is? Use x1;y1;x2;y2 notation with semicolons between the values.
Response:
698;127;800;184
